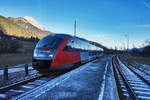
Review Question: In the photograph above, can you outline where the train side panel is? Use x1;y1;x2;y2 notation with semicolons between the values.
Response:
80;51;89;63
51;37;80;68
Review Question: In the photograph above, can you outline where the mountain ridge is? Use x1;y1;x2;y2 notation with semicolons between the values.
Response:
24;16;46;31
0;15;52;39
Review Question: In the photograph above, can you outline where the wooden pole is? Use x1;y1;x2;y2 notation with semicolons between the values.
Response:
74;20;76;36
25;64;28;76
4;65;8;80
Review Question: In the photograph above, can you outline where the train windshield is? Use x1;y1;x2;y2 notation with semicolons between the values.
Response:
36;35;63;49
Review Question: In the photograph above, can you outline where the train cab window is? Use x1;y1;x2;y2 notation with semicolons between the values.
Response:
36;36;63;49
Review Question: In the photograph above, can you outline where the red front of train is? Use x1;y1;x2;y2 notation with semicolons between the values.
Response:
32;33;103;73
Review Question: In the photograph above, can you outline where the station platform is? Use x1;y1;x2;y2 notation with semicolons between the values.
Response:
15;55;119;100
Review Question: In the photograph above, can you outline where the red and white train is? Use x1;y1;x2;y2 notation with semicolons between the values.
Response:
32;33;103;73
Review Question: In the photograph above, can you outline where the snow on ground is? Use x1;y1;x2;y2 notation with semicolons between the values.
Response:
0;64;33;75
100;58;119;100
15;55;118;100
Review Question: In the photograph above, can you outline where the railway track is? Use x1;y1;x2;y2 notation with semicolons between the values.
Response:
0;71;66;100
119;58;150;85
112;55;150;100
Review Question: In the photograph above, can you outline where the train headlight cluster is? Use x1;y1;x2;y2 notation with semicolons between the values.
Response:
34;53;37;57
49;54;53;57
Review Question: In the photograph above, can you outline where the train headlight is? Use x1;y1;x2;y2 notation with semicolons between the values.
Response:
49;54;53;57
34;53;37;57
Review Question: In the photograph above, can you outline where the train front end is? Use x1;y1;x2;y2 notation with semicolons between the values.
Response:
32;34;63;73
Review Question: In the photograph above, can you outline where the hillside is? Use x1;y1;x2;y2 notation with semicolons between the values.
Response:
0;15;52;39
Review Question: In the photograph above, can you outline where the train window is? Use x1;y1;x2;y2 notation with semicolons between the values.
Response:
78;39;82;51
64;39;74;51
76;42;81;51
76;39;82;51
36;36;63;49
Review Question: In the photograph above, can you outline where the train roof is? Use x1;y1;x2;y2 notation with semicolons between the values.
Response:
46;33;97;45
44;33;103;49
47;33;72;38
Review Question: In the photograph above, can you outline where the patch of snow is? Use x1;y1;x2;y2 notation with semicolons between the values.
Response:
9;89;24;93
105;57;119;100
142;64;150;68
55;91;77;99
0;66;33;75
138;95;150;99
20;85;34;89
24;16;46;31
98;61;109;100
0;94;7;99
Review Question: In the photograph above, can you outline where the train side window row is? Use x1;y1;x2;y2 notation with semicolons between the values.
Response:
63;38;103;52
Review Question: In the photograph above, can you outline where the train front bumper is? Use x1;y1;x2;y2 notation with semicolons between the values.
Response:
32;59;52;72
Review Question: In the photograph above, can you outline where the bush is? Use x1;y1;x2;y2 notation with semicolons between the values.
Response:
131;48;140;55
0;39;22;53
143;46;150;57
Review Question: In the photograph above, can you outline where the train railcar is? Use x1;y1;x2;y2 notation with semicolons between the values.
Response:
32;33;103;74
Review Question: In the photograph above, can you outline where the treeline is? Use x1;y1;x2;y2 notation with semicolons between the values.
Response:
131;45;150;57
102;38;150;57
105;45;150;57
0;34;39;53
0;34;39;42
0;39;22;53
122;39;150;57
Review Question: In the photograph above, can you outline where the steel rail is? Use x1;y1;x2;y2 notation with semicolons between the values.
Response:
0;75;43;93
112;55;138;100
118;56;150;87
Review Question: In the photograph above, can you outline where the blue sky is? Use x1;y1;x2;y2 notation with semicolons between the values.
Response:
0;0;150;49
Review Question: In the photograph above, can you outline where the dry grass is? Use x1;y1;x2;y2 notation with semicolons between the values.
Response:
0;40;36;68
120;54;150;65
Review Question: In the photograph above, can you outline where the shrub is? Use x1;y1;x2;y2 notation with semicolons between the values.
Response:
143;46;150;57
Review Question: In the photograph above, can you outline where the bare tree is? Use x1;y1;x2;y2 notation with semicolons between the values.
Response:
115;46;118;50
145;39;150;46
125;34;129;50
132;43;136;48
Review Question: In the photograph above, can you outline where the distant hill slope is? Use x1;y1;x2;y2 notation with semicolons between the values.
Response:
0;15;52;39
